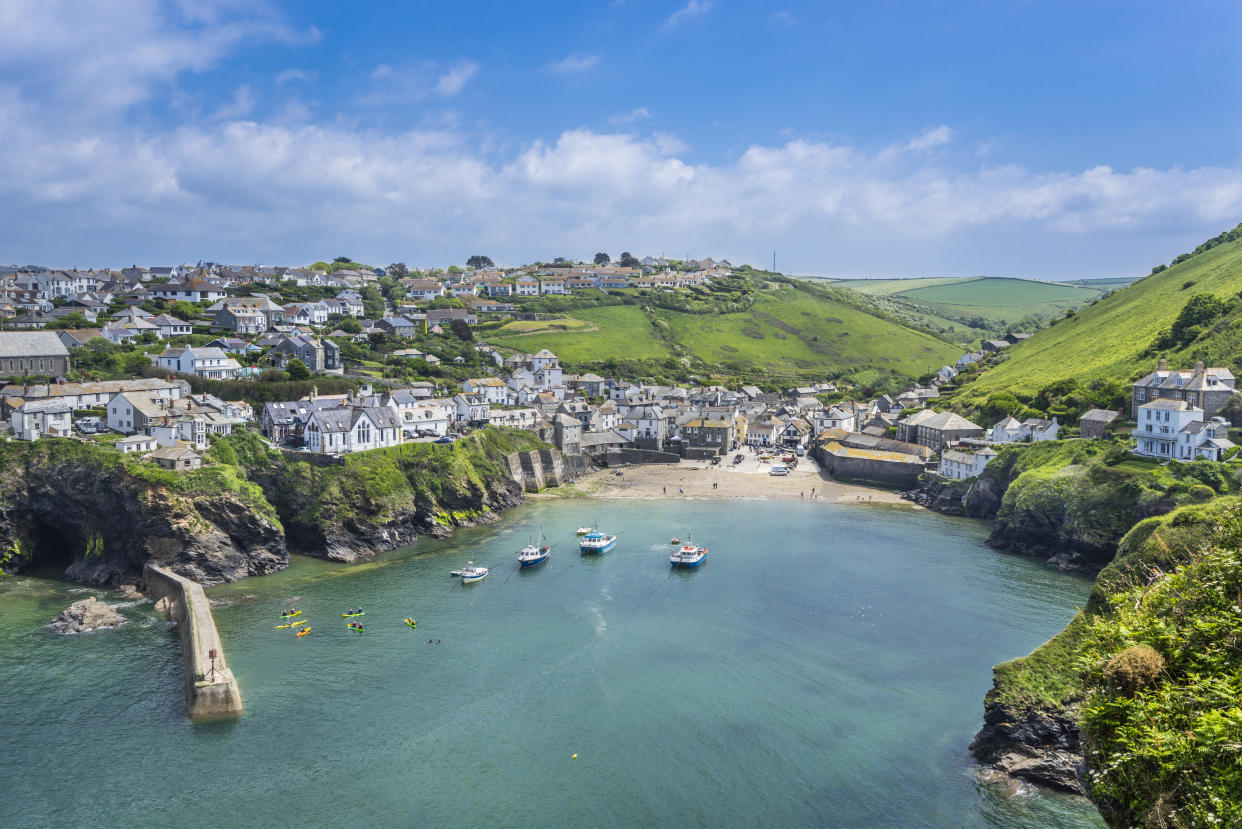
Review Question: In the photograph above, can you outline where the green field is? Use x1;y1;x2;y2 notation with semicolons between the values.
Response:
484;280;959;384
953;230;1242;406
895;276;1101;308
832;276;967;296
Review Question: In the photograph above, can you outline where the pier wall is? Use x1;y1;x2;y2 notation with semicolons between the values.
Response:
144;563;244;720
605;448;682;466
506;448;585;492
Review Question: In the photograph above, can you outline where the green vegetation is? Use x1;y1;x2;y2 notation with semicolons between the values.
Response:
951;225;1242;409
1076;501;1242;827
486;273;959;390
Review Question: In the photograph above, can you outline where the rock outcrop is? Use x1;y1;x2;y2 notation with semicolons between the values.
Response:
969;701;1086;795
49;596;128;633
0;441;288;586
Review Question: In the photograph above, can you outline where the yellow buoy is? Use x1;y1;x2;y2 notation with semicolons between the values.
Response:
572;754;578;760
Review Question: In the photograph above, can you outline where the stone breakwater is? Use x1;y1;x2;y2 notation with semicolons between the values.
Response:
144;563;243;720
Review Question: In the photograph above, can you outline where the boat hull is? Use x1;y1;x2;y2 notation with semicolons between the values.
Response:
518;553;550;568
671;555;706;568
461;572;487;584
579;537;617;554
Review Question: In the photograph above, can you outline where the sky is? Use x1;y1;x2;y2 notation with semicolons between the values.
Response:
2;0;1241;278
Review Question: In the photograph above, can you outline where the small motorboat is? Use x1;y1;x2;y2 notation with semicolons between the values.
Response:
275;619;308;629
404;618;418;628
296;626;312;637
460;562;488;584
576;527;592;536
279;609;302;618
579;528;617;554
341;609;365;618
670;538;680;545
671;541;708;568
518;524;551;568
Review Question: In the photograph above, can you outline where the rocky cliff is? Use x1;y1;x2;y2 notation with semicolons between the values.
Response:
0;439;286;586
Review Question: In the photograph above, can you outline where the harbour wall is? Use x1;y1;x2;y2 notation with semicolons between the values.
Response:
143;563;244;720
506;448;587;493
605;448;682;466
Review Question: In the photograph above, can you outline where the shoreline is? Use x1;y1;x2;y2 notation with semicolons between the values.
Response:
534;453;913;506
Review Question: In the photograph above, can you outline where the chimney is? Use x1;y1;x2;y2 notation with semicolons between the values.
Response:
1195;360;1205;374
1157;358;1168;371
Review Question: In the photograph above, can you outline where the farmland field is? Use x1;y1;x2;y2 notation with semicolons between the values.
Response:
487;305;667;362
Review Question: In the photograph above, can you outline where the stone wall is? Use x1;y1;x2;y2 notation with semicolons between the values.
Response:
813;443;926;488
506;448;583;492
144;563;244;720
605;448;682;466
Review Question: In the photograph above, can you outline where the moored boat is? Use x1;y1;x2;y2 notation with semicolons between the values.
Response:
518;525;552;568
460;562;488;584
670;542;708;568
579;528;617;554
576;526;592;536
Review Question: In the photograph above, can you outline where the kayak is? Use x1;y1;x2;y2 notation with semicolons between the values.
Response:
347;624;367;633
341;611;365;618
275;619;308;629
404;618;417;628
279;610;302;618
296;627;311;637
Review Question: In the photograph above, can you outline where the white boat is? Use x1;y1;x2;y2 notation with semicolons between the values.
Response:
518;525;551;569
670;541;708;568
579;528;617;554
576;526;592;536
459;561;488;584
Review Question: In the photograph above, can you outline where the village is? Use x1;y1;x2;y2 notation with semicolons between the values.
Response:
0;255;1234;486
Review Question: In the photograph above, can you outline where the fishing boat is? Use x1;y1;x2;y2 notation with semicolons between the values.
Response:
459;562;488;584
279;609;302;618
518;525;551;568
275;619;308;629
404;618;418;628
576;526;592;536
670;541;708;568
579;528;617;554
341;608;365;618
296;626;312;637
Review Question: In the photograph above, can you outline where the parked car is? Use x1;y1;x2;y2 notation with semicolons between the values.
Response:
769;465;789;476
434;436;455;444
710;456;721;465
733;454;744;464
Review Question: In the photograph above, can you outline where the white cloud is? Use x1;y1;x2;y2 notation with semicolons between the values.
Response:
276;68;311;85
435;62;479;96
213;84;255;120
610;107;652;124
664;0;714;30
907;125;954;152
549;53;601;74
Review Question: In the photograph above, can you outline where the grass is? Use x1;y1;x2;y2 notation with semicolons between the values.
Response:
953;234;1242;406
488;305;668;362
831;276;968;295
894;276;1102;308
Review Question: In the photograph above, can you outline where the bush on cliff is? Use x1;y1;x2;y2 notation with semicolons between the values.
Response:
1078;500;1242;828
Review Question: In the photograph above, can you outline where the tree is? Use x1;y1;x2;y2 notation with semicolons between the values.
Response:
167;300;198;321
334;256;352;264
361;285;385;319
387;262;409;278
286;358;312;381
338;317;363;335
618;251;640;268
449;319;474;342
45;312;90;329
466;255;494;269
593;252;610;266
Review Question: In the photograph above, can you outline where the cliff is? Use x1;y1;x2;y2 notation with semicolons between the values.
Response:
0;439;286;586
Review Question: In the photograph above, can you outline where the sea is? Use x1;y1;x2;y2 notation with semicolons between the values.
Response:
0;498;1105;828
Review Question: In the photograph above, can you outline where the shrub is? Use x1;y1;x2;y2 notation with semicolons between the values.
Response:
1102;645;1165;695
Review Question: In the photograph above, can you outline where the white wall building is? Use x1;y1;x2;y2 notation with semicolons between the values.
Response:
939;446;998;479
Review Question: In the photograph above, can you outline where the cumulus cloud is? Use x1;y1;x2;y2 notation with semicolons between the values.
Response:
664;0;714;30
611;107;652;124
907;125;954;152
435;61;479;96
548;53;601;74
275;68;311;85
213;84;255;120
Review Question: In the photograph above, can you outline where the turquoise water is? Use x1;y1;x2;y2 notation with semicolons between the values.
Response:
0;499;1104;828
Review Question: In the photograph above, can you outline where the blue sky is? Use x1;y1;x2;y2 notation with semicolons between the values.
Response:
2;0;1241;277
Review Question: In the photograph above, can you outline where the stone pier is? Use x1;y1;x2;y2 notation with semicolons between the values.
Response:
143;563;243;720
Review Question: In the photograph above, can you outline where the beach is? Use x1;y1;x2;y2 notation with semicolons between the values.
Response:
547;447;911;505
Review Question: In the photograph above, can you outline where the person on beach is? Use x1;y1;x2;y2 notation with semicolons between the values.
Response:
663;486;666;495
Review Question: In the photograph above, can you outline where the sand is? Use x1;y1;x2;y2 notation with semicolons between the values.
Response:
545;448;912;505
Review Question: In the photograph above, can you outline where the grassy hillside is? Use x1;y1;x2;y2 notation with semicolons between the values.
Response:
952;227;1242;408
486;277;960;389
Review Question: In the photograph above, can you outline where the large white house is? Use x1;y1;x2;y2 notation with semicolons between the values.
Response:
303;405;402;454
155;346;242;379
939;446;998;479
462;377;511;405
1132;399;1236;460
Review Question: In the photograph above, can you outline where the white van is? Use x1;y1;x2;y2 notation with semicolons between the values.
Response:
769;465;789;476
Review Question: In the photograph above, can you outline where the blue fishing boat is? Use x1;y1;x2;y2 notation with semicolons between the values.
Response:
579;528;617;554
518;525;551;569
670;541;707;568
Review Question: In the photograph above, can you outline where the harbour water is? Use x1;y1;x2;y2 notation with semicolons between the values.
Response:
0;499;1104;828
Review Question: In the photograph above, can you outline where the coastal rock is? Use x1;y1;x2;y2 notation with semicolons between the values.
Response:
49;596;128;634
114;584;144;600
969;701;1086;795
902;475;969;515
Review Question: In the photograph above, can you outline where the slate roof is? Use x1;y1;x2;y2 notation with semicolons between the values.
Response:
0;331;70;358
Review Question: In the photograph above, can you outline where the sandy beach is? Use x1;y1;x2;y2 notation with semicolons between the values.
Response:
545;447;912;505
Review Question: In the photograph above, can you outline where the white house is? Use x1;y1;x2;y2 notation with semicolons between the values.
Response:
462;377;511;405
9;400;73;440
303;405;402;454
155;346;242;379
151;279;228;303
1022;417;1060;442
530;349;559;372
1132;399;1204;459
453;393;490;423
149;313;193;338
813;406;856;434
514;277;540;296
989;416;1023;444
939;446;999;479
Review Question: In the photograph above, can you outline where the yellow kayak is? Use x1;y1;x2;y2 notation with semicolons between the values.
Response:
279;610;303;618
275;619;308;629
297;626;312;637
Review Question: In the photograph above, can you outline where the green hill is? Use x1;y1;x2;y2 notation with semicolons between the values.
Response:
952;223;1242;410
484;276;959;391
